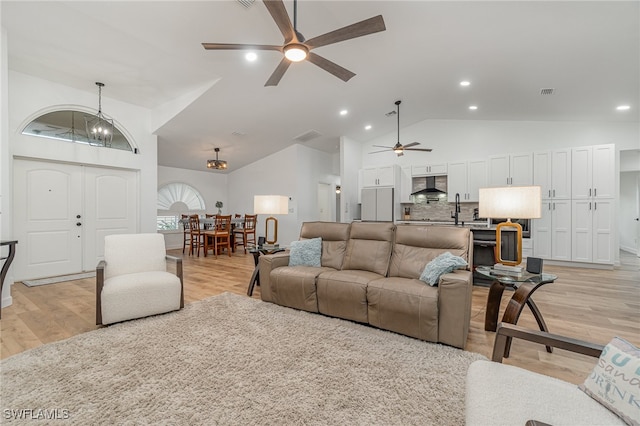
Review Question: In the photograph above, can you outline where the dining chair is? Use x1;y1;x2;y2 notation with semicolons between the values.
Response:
181;214;190;254
188;215;205;257
234;214;257;254
211;214;232;258
204;214;216;230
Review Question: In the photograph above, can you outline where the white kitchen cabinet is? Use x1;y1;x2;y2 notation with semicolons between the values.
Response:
532;199;571;261
399;166;412;203
361;187;394;221
412;164;447;176
362;165;396;187
447;159;487;202
571;198;614;264
533;149;572;199
488;152;532;187
571;144;615;200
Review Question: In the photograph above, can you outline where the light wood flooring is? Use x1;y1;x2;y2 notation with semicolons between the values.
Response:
2;248;638;385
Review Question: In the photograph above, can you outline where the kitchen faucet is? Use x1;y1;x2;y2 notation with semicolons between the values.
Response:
451;193;461;225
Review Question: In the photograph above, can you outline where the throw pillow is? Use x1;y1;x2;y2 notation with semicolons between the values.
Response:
579;337;640;426
419;252;468;286
288;237;322;267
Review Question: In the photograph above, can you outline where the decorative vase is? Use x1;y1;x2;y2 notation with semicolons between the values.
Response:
218;209;222;215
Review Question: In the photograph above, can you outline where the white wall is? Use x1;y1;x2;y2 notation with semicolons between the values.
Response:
0;25;9;308
361;119;640;169
227;144;336;245
340;136;363;223
158;165;228;249
620;171;640;254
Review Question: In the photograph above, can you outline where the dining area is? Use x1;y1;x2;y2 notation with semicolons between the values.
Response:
181;214;257;258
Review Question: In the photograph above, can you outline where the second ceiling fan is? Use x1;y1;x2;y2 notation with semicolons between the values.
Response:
202;0;386;86
370;101;433;157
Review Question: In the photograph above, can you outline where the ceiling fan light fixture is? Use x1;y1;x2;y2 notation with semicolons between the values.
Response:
284;44;308;62
207;148;228;170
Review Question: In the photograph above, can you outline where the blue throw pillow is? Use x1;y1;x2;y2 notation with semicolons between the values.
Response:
419;252;468;286
288;237;322;267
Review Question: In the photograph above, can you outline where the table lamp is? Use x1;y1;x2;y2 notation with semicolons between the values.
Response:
478;186;541;267
253;195;289;244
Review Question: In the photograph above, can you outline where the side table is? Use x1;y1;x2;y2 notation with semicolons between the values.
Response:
476;266;557;358
246;245;285;296
0;240;18;319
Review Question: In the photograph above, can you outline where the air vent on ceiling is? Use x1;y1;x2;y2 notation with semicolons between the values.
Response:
237;0;255;8
540;88;555;95
232;131;246;137
385;110;397;117
293;129;322;143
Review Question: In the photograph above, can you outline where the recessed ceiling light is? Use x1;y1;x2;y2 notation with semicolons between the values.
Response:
616;105;631;111
365;125;372;130
460;81;471;87
339;110;348;116
469;105;478;110
245;52;257;62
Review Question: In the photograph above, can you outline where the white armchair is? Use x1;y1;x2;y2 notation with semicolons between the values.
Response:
96;233;184;325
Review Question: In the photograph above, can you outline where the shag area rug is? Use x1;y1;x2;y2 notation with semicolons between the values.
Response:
1;292;485;425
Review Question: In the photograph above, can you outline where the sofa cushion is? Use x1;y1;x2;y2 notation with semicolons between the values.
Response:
389;225;471;279
342;222;395;276
367;277;438;342
289;237;322;267
466;360;626;426
299;222;351;270
579;337;640;425
270;266;336;313
419;252;468;286
317;270;384;323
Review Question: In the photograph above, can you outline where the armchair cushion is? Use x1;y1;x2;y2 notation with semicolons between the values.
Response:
104;233;167;280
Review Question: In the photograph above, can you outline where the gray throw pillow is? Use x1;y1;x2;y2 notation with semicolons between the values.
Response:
419;252;468;286
288;237;322;267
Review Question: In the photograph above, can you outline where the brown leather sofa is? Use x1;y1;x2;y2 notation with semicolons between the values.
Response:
259;221;474;349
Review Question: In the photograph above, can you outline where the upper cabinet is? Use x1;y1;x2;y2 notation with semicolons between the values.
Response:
362;165;397;187
412;164;447;177
571;144;615;200
447;159;487;202
488;153;533;187
534;149;572;199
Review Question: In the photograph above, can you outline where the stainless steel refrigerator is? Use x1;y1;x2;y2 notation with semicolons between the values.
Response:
361;187;394;221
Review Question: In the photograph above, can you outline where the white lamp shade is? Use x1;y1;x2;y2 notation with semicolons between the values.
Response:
254;195;289;215
478;186;541;219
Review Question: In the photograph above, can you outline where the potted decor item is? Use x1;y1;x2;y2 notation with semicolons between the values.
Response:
216;201;223;215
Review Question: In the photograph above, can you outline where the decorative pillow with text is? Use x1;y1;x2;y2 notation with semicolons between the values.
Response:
579;337;640;426
288;237;322;267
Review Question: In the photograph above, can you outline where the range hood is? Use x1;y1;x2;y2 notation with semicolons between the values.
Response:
411;176;447;196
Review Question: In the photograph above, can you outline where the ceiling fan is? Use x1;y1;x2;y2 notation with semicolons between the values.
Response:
369;100;433;157
202;0;386;86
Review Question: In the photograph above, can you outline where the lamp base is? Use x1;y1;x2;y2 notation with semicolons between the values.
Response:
495;220;522;267
265;216;278;245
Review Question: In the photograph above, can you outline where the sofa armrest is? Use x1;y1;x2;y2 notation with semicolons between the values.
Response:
166;255;184;308
258;252;290;302
437;269;473;349
96;260;106;325
492;323;604;363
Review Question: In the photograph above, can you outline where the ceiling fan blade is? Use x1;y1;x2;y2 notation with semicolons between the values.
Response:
265;57;292;86
263;0;296;43
372;145;393;149
403;142;420;149
305;15;386;49
306;52;355;82
202;43;282;51
369;149;392;154
405;148;433;152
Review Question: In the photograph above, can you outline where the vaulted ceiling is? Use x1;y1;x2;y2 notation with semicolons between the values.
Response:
2;1;638;172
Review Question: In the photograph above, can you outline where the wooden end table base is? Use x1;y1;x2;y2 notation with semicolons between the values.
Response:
485;280;553;358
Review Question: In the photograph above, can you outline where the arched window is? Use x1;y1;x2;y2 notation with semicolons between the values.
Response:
157;183;206;230
22;110;133;152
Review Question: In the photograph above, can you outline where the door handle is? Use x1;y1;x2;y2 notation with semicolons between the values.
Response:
76;215;81;219
76;222;82;226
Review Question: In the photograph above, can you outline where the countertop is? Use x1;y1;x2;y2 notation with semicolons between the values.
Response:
395;220;498;230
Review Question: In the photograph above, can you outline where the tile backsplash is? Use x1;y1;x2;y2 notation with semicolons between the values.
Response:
403;178;478;221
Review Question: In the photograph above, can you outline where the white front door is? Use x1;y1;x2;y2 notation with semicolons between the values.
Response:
13;159;138;280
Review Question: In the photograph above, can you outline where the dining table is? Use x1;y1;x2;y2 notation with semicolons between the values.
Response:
180;216;245;256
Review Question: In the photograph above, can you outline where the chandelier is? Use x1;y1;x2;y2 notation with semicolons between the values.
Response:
85;82;114;147
207;148;228;170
